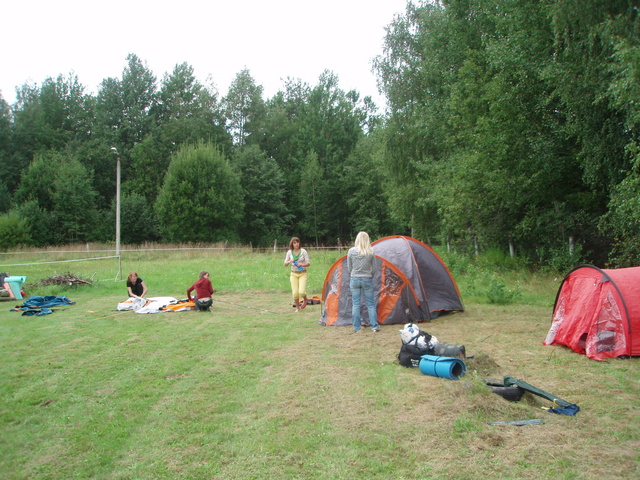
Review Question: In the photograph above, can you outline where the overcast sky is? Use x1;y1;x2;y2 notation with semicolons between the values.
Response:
1;1;409;110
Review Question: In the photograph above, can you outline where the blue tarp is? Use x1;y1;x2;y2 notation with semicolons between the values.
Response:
18;296;75;309
547;404;580;416
21;308;54;316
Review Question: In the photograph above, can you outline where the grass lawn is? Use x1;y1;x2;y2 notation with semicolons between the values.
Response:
1;246;638;479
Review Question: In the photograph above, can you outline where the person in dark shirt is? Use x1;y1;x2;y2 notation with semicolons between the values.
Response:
187;270;214;311
126;271;148;298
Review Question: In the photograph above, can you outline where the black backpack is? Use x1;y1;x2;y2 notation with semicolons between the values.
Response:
397;331;434;368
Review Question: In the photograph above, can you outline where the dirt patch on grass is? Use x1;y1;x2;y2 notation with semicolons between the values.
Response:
211;291;639;479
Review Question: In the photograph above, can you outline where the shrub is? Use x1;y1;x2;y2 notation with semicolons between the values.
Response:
155;141;244;243
0;212;31;250
486;276;522;304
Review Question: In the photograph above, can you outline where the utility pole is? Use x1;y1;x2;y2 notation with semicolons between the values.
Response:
111;147;122;280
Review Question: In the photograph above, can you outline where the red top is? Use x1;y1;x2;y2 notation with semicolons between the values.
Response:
187;278;214;301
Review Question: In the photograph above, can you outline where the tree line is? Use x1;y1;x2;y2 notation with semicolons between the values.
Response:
0;59;389;249
374;0;638;268
0;0;638;269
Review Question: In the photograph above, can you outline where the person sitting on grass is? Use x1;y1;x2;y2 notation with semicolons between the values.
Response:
187;271;214;312
126;271;148;299
0;272;15;298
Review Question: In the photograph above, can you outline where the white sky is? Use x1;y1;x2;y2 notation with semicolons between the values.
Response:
0;1;409;111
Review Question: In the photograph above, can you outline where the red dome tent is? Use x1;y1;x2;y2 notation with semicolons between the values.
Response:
544;265;640;360
319;236;463;326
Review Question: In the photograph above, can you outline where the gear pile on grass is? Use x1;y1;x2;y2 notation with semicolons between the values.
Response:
38;273;92;286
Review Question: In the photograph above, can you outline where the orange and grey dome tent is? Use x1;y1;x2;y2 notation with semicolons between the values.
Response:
544;265;640;360
319;236;463;326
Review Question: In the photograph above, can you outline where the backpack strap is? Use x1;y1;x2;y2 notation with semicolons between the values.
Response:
418;330;433;342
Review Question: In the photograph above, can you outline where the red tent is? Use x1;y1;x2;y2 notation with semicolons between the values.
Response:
544;265;640;360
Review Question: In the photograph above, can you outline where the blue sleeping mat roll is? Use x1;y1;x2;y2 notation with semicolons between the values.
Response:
419;354;466;380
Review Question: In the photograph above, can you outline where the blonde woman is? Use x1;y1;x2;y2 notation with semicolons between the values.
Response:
284;237;310;312
347;232;379;332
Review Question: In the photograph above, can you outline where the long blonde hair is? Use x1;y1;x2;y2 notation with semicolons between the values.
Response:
354;231;374;256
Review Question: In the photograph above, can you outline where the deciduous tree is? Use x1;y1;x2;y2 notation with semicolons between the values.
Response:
223;69;265;146
155;142;243;242
233;144;289;246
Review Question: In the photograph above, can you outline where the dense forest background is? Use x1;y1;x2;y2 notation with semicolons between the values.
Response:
0;0;638;268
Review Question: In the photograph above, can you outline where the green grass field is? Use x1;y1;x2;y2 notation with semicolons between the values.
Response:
1;246;638;479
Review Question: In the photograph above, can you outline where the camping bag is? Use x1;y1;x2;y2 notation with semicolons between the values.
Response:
400;323;435;347
432;343;466;359
398;334;434;367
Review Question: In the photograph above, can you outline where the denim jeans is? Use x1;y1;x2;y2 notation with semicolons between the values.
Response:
350;277;378;331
